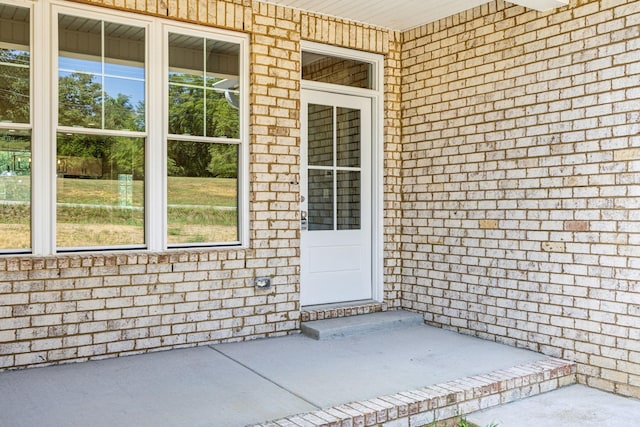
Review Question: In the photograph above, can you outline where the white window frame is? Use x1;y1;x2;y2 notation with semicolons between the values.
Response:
6;0;249;256
51;3;150;253
160;23;249;250
0;0;35;255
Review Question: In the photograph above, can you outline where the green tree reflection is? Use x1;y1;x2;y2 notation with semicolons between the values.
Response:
0;49;30;123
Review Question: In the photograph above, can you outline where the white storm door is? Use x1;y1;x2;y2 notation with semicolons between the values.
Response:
300;90;372;306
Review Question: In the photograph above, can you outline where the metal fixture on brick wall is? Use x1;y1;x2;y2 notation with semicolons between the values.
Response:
254;277;271;289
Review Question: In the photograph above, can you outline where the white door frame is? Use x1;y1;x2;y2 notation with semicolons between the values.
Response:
300;41;384;305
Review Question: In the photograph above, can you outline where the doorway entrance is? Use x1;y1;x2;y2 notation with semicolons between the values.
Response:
300;89;372;306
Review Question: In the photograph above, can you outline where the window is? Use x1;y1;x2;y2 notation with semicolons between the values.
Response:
0;3;31;252
307;104;362;231
302;51;373;89
0;0;247;255
166;32;241;246
57;15;146;250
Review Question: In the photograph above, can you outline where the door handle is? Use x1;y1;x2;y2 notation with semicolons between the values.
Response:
301;211;308;230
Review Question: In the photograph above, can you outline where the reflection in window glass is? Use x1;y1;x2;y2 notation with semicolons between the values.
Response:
56;133;144;248
167;140;238;244
168;85;205;136
0;129;30;249
337;107;360;168
168;33;240;138
337;170;360;230
0;4;30;124
302;51;372;89
307;104;333;167
167;31;242;246
58;15;145;131
308;169;333;231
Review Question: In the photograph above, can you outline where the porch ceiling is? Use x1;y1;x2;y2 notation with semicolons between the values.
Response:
260;0;569;31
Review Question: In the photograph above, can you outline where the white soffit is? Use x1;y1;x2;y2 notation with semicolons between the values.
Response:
262;0;491;31
508;0;570;11
260;0;569;31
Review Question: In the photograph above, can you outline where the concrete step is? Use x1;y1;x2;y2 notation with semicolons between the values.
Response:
301;309;424;340
468;384;640;427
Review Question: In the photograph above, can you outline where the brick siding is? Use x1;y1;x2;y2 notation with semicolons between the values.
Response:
0;251;298;368
385;33;405;309
400;0;640;398
0;0;398;369
0;0;638;402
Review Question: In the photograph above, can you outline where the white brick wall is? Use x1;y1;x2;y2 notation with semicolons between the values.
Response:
0;0;638;403
0;251;300;368
0;0;401;370
401;0;640;399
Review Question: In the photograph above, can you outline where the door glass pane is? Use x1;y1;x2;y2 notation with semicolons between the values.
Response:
337;107;360;168
308;104;333;167
56;133;145;248
58;15;146;131
302;51;372;89
0;129;30;249
167;140;238;244
337;170;360;230
0;4;30;124
308;169;333;231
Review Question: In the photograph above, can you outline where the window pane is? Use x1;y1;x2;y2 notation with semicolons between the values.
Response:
205;89;239;138
104;21;145;131
105;77;145;131
169;33;204;85
167;140;238;244
58;15;146;131
205;39;239;88
302;51;372;89
337;170;360;230
0;129;30;249
308;169;333;231
168;85;204;136
308;104;333;167
206;39;239;138
56;133;144;248
58;71;102;128
337;107;361;168
0;4;30;124
168;33;240;138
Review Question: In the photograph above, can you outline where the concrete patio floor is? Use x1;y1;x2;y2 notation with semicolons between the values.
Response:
469;384;640;427
0;322;638;426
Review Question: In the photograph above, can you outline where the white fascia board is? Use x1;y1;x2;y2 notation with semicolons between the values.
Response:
508;0;569;11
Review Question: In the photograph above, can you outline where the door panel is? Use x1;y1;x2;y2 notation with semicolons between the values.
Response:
300;90;371;306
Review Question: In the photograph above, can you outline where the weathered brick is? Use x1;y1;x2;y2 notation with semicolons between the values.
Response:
0;0;634;408
400;0;639;400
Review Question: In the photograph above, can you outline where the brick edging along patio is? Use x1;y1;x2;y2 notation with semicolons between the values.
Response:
252;358;576;427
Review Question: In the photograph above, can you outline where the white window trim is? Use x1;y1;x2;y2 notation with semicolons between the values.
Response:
51;3;151;253
21;0;249;255
32;0;51;256
300;41;385;303
0;0;36;255
161;22;249;250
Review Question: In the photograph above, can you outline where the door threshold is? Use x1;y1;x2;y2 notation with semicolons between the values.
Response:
301;299;387;322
